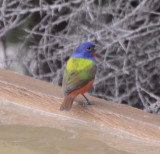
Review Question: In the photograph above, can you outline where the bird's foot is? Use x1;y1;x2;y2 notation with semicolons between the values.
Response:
82;94;94;106
83;101;94;106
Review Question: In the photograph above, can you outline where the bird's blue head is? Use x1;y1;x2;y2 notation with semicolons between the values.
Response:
72;42;96;62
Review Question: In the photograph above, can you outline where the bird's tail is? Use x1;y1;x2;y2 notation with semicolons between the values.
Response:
60;93;78;111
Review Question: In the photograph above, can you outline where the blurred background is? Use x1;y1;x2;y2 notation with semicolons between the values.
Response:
0;0;160;114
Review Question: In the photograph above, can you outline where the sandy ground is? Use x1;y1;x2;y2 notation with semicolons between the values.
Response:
0;68;160;153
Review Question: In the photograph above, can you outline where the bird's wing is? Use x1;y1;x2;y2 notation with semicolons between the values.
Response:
62;58;96;95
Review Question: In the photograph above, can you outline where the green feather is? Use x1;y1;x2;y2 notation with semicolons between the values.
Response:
63;58;96;95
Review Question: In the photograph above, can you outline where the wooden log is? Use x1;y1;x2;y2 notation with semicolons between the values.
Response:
0;68;160;153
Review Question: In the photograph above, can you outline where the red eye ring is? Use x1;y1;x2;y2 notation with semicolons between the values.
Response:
87;47;92;51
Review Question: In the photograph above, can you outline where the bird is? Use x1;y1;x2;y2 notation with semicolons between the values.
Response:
60;42;97;111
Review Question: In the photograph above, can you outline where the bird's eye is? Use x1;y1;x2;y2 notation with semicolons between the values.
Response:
87;47;92;51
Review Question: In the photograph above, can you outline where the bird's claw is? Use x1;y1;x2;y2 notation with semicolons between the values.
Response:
83;101;94;106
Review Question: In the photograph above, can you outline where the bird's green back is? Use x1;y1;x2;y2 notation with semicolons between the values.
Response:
63;58;96;95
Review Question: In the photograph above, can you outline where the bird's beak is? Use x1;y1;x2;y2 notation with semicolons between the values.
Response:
92;46;96;52
93;48;96;57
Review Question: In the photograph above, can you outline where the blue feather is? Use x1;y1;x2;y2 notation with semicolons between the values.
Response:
72;42;95;62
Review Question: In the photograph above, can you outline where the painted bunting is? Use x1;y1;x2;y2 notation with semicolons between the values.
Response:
60;42;97;111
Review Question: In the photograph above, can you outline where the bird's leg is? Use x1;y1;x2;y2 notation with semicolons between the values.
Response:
82;94;94;105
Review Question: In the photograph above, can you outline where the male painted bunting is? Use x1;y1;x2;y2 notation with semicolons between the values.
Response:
60;42;97;111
